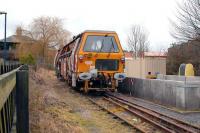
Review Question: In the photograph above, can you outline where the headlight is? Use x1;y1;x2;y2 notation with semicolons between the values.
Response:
79;72;92;80
114;73;126;80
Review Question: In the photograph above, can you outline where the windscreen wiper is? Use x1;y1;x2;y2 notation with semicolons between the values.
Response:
107;37;115;57
99;37;104;52
99;34;109;52
95;35;108;56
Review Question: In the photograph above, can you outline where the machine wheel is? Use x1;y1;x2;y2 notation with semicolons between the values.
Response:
72;80;81;91
117;81;123;91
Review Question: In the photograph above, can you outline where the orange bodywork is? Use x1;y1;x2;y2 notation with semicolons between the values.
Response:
77;31;124;76
55;30;125;92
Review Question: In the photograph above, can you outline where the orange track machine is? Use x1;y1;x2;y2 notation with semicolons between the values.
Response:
55;30;126;93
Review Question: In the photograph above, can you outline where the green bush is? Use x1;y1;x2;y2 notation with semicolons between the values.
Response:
19;54;36;65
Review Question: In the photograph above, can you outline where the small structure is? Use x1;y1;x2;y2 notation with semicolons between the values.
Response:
125;51;167;78
179;63;194;76
0;35;20;60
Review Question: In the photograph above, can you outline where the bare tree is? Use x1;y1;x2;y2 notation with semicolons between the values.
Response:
127;25;149;58
170;0;200;41
168;0;200;75
24;16;71;62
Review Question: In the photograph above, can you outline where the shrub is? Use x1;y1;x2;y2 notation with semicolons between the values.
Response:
19;54;36;65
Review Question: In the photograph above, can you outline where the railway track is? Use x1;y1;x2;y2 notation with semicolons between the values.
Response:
88;93;200;133
88;97;150;132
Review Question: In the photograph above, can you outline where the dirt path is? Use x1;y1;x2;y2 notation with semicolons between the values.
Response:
29;68;134;133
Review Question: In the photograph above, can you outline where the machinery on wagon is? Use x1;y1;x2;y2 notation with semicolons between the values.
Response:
55;30;126;93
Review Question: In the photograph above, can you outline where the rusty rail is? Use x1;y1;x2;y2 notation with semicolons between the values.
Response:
88;97;147;133
105;93;200;133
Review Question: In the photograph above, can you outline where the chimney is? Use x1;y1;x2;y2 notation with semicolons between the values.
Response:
16;27;22;36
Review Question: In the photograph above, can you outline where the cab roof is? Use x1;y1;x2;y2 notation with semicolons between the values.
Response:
59;30;118;55
83;30;117;34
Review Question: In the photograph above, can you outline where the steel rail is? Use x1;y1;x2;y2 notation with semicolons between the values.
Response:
103;97;174;133
105;93;200;133
88;97;147;133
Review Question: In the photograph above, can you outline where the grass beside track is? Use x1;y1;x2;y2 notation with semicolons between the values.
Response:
29;68;133;133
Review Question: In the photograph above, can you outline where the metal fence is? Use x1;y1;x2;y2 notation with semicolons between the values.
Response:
0;61;20;75
0;63;29;133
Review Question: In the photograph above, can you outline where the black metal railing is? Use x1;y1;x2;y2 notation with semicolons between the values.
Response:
0;61;20;75
0;89;16;133
0;64;29;133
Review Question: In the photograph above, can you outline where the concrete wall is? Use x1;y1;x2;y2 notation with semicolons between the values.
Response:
125;57;166;78
157;74;200;82
119;78;200;110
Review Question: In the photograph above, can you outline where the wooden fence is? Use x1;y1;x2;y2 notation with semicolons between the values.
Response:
0;63;29;133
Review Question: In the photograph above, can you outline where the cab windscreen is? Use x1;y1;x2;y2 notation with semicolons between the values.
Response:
83;35;119;52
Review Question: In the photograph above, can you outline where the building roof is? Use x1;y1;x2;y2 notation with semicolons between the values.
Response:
124;51;167;58
124;51;133;58
0;35;19;44
0;35;34;44
144;52;167;57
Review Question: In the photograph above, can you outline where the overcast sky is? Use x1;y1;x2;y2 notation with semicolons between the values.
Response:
0;0;182;51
